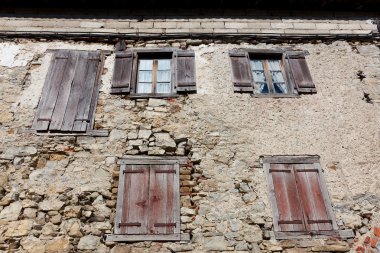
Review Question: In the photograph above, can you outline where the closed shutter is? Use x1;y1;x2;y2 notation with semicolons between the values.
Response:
294;164;334;232
285;51;316;94
229;50;254;92
117;165;150;235
269;164;306;232
111;51;134;94
149;164;180;235
33;50;102;132
174;50;196;93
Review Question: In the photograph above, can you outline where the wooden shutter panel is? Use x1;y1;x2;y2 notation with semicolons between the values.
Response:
111;51;133;94
229;51;254;92
269;164;306;233
148;164;180;235
116;165;150;235
294;164;334;232
285;51;316;94
174;50;196;93
33;50;102;132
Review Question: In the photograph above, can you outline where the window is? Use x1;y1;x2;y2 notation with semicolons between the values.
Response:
229;49;316;96
263;156;339;239
111;48;196;97
32;50;105;135
111;157;181;241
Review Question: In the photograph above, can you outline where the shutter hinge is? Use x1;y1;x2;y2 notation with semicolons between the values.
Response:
119;222;141;227
154;223;176;227
123;169;144;174
155;170;176;174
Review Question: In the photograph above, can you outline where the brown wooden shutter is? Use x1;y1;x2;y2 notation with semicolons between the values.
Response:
294;164;334;232
229;50;254;92
285;51;316;94
269;164;306;233
174;50;196;93
111;51;134;94
148;164;180;235
116;165;150;235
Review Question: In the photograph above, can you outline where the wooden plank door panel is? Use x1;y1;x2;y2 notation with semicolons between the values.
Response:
121;165;150;235
270;164;305;232
294;164;333;232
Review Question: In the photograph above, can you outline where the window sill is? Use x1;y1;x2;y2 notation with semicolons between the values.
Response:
22;129;109;137
250;93;299;98
274;229;354;240
104;233;190;242
128;93;179;99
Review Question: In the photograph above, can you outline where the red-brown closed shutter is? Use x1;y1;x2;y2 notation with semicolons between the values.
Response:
294;164;333;232
149;164;180;235
270;164;306;232
174;50;196;93
33;50;102;132
111;51;134;94
118;165;150;235
229;50;254;92
285;51;316;94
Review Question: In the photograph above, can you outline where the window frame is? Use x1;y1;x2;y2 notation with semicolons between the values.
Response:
131;50;177;98
108;156;188;242
263;155;339;239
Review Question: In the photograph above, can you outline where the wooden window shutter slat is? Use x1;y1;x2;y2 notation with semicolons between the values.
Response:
33;51;71;131
285;52;316;94
229;51;254;92
72;51;102;132
294;164;333;232
270;164;306;232
174;50;196;93
149;164;180;235
111;51;133;94
119;165;150;235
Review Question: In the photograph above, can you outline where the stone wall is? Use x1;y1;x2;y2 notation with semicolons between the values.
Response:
0;37;379;253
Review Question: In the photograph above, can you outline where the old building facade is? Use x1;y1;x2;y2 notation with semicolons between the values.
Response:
0;1;380;252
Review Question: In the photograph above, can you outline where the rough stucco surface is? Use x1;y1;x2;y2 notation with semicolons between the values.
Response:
0;39;379;252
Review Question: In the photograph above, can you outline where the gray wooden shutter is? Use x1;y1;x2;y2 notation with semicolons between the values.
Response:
285;51;316;94
148;163;180;236
111;51;133;94
229;50;254;92
33;50;102;132
174;50;196;93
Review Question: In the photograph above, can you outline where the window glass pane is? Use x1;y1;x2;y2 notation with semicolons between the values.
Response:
156;83;171;93
273;83;288;94
254;83;269;94
138;71;153;82
157;59;171;70
137;83;152;93
139;60;153;70
157;70;171;82
251;60;264;70
268;59;281;71
253;70;266;83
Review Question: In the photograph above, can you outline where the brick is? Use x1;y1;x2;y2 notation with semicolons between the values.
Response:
293;22;317;29
260;29;285;34
80;21;105;28
213;28;238;33
138;28;164;34
246;22;271;29
352;30;373;34
365;236;371;244
356;246;365;253
103;21;130;29
166;29;190;34
129;21;154;29
329;29;354;34
190;28;214;33
201;21;225;29
237;29;262;34
176;21;201;29
271;22;293;29
360;24;377;30
316;23;339;29
338;24;362;30
371;237;378;248
225;22;248;29
374;227;380;237
153;21;177;28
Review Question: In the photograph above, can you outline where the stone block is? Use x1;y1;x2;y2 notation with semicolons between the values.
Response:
4;219;34;237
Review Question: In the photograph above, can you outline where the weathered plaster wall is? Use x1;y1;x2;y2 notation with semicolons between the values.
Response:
0;38;379;252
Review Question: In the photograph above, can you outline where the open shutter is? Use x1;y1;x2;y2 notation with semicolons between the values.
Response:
229;50;254;92
33;50;74;131
33;50;102;132
115;165;150;235
174;50;196;93
111;51;133;94
269;164;306;233
294;163;336;233
148;163;180;237
285;51;316;94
